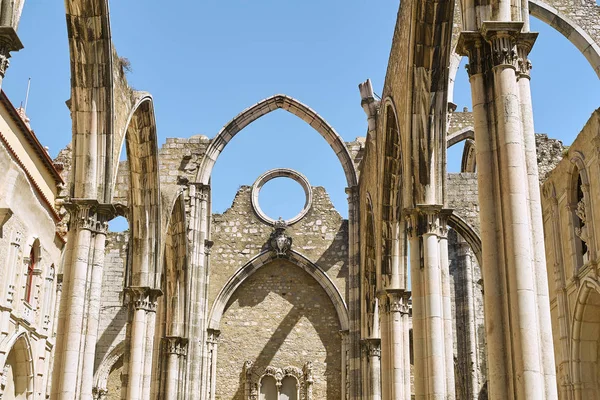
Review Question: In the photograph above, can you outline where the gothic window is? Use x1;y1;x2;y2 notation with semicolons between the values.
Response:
280;376;298;400
573;171;590;269
24;246;35;303
259;376;277;400
365;198;377;337
244;362;312;400
381;104;401;277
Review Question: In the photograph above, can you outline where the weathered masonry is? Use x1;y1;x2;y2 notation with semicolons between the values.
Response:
0;0;598;400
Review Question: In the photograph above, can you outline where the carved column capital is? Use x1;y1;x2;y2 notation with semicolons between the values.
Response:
126;287;162;312
362;338;381;359
190;183;210;202
457;31;488;77
64;199;118;234
380;289;411;315
163;336;188;356
207;328;221;344
345;185;360;203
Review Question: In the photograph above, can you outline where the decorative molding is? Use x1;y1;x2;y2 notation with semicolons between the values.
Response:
268;220;292;258
243;361;313;400
163;336;188;356
251;168;313;226
64;200;118;234
125;287;162;312
362;338;381;359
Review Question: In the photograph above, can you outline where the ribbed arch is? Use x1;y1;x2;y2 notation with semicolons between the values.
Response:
195;95;358;188
208;250;349;332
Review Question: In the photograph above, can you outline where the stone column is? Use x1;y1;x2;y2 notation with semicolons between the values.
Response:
125;287;160;400
408;207;455;400
51;201;112;400
457;240;479;400
401;291;411;400
80;212;110;399
406;214;424;399
189;183;210;400
346;185;362;400
457;22;557;399
517;41;558;399
386;289;411;400
205;329;220;400
438;215;455;400
363;338;382;400
164;336;188;400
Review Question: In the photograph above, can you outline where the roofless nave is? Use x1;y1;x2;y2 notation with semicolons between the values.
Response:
0;1;598;400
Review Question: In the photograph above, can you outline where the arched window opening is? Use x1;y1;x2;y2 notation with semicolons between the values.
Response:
382;105;401;279
573;172;590;269
280;376;298;400
259;376;277;400
364;199;377;338
24;246;35;304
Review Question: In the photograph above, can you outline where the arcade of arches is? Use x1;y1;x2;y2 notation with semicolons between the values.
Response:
0;1;598;400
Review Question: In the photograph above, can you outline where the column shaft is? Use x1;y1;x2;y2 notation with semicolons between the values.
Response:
439;231;456;399
518;63;558;399
409;229;425;400
422;230;446;399
80;230;107;398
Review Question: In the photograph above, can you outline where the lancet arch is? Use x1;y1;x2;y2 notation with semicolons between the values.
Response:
195;95;358;188
208;249;349;332
163;193;188;337
448;212;482;267
113;94;162;288
1;333;34;400
571;277;600;399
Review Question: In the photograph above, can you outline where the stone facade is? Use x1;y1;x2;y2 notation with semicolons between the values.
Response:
0;1;598;400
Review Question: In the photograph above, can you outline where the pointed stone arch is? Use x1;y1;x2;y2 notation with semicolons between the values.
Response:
529;0;600;78
447;212;482;267
208;249;349;332
195;94;358;187
163;192;188;337
113;94;162;288
571;277;600;399
1;333;34;400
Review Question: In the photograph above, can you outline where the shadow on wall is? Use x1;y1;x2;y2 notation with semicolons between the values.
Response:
219;260;342;400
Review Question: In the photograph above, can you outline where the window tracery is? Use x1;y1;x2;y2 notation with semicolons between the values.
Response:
243;361;313;400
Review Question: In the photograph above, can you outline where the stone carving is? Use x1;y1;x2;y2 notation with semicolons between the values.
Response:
575;198;590;263
269;218;292;257
0;365;8;398
243;362;313;400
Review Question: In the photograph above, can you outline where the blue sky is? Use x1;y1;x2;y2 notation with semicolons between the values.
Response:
4;1;599;225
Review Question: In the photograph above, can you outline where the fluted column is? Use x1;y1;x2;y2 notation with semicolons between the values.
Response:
164;336;189;400
189;183;210;400
363;338;382;400
457;22;558;400
51;201;114;400
125;287;160;400
407;207;455;400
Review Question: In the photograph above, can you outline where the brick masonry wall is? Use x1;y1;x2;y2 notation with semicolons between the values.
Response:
217;259;342;400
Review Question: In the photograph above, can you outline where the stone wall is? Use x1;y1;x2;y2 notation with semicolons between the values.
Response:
209;185;348;310
217;259;342;400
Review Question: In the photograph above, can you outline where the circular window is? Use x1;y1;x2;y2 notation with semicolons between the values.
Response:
251;168;312;226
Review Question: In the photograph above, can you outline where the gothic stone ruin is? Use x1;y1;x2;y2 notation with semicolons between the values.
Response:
0;0;598;400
